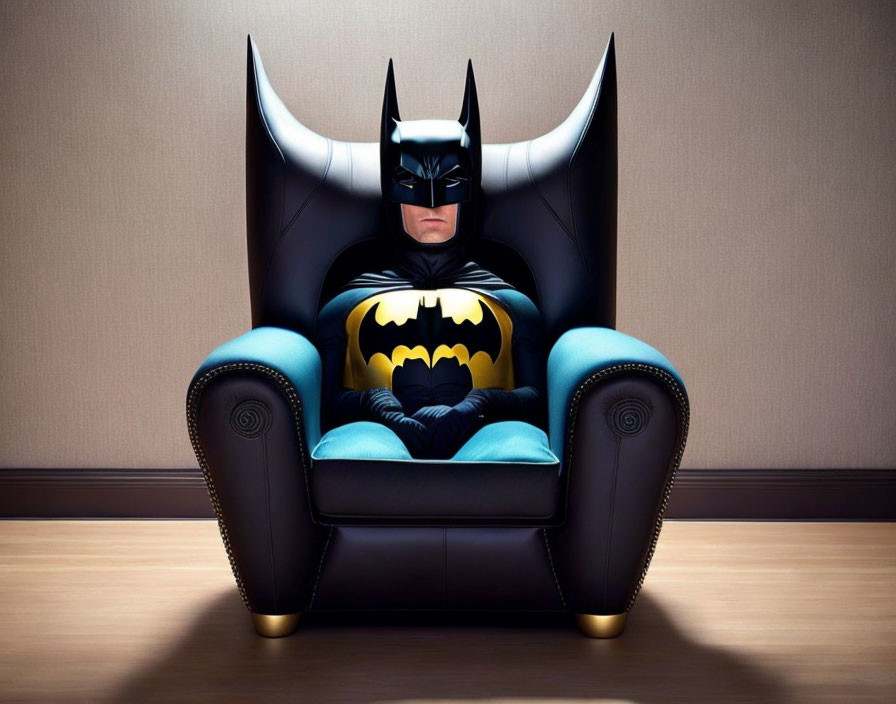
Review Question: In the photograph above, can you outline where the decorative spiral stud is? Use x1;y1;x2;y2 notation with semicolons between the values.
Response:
607;398;651;438
230;400;272;439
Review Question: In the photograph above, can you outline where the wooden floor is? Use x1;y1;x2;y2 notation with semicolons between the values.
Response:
0;521;893;704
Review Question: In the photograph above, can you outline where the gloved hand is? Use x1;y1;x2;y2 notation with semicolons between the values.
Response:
410;404;453;426
360;387;430;457
427;389;492;459
359;386;403;417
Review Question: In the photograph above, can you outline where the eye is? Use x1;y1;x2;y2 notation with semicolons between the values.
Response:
440;166;469;188
393;167;418;189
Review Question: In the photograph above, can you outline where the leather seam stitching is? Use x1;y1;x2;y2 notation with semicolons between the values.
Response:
309;525;334;610
525;140;576;244
442;527;448;608
316;511;556;521
259;137;334;310
262;436;278;611
542;527;567;609
602;435;621;608
348;141;354;191
503;143;511;189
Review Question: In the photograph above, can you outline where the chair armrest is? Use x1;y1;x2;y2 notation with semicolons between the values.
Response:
190;326;322;449
186;327;326;615
545;326;689;615
547;327;686;461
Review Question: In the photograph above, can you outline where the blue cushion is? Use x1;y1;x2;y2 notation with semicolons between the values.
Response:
312;420;557;464
312;421;413;461
453;421;558;463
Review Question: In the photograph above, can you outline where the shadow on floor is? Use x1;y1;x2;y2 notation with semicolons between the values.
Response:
110;591;786;704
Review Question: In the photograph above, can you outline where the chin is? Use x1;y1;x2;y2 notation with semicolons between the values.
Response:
416;231;451;243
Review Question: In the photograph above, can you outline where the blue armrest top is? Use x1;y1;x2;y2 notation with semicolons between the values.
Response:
547;327;685;460
192;326;322;448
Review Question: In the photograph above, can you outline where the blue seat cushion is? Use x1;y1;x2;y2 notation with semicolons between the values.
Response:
310;421;560;525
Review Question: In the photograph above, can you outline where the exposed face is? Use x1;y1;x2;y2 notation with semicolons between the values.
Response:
400;203;458;243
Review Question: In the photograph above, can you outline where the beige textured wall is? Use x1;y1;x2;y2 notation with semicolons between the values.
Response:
1;0;894;469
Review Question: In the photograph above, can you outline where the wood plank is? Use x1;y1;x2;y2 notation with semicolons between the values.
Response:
0;521;893;703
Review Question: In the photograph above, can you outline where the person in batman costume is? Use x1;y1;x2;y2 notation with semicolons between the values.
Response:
316;60;545;459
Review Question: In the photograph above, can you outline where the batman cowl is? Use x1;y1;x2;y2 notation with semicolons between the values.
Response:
375;59;485;290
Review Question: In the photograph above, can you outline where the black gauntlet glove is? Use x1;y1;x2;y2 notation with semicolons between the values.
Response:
426;388;494;459
360;387;430;457
410;404;453;426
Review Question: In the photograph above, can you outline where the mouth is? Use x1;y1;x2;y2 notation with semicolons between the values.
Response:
420;217;446;224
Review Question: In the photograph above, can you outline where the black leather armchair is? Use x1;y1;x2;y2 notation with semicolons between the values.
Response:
186;34;689;639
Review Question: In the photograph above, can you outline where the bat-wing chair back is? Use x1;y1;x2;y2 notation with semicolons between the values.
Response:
187;34;689;639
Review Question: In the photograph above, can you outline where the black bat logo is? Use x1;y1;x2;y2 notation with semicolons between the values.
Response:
359;297;502;366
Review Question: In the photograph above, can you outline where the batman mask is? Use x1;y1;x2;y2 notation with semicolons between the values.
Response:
379;59;482;288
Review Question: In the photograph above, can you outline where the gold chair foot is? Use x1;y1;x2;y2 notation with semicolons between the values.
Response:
251;612;301;638
575;612;628;638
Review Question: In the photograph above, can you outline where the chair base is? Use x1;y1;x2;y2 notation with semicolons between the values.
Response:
575;612;628;638
251;612;301;638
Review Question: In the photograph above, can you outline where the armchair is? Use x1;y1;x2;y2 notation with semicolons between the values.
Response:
187;34;689;639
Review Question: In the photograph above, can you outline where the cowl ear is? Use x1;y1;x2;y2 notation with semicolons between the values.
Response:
381;59;401;148
458;59;480;149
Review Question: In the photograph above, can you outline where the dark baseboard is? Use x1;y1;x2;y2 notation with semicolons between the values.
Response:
0;469;214;519
0;468;893;520
665;468;895;520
